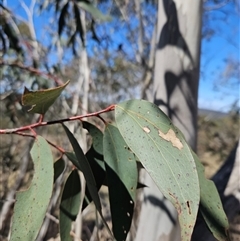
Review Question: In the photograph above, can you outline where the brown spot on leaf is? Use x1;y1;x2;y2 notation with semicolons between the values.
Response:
158;129;183;150
169;192;182;214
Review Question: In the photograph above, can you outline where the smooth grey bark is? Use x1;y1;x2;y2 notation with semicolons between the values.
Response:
134;0;202;240
153;0;202;150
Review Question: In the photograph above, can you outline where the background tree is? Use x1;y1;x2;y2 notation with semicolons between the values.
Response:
134;0;202;240
133;1;239;240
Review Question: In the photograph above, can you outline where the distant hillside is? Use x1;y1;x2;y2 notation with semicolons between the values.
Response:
198;108;228;119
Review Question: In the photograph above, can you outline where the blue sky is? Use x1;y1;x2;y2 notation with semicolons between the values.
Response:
5;0;240;112
199;2;239;111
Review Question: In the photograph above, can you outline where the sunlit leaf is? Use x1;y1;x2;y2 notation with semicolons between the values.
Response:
192;151;230;241
22;80;69;114
10;136;54;241
115;99;200;241
103;123;138;241
60;170;81;241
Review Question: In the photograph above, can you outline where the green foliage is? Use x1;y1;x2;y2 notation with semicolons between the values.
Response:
63;124;102;212
192;152;230;241
22;80;69;114
5;87;229;241
54;157;65;182
60;169;81;241
115;100;200;240
103;123;138;241
57;0;110;47
10;136;54;241
82;121;106;209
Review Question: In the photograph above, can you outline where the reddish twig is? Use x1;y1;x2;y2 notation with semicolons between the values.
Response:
0;104;115;135
46;140;65;154
14;132;35;138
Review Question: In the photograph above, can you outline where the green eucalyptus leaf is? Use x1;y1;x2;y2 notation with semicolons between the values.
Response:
82;121;106;210
65;151;82;171
60;170;81;241
103;123;138;241
62;123;113;238
83;121;104;155
115;99;200;241
22;80;69;114
192;151;230;241
54;157;65;182
62;124;101;211
10;136;54;241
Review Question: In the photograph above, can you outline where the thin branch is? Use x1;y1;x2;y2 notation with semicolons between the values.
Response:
47;140;65;154
19;0;31;17
14;132;35;138
0;105;115;134
0;60;64;85
45;213;59;224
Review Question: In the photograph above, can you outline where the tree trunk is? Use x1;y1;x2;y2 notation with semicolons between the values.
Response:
134;0;202;240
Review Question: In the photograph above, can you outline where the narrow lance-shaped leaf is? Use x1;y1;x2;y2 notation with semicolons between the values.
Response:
103;123;138;241
62;123;101;212
192;151;230;241
65;151;82;171
83;121;105;180
22;80;70;114
63;124;114;238
60;170;81;241
54;157;65;182
82;121;106;210
115;99;200;241
10;136;54;241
